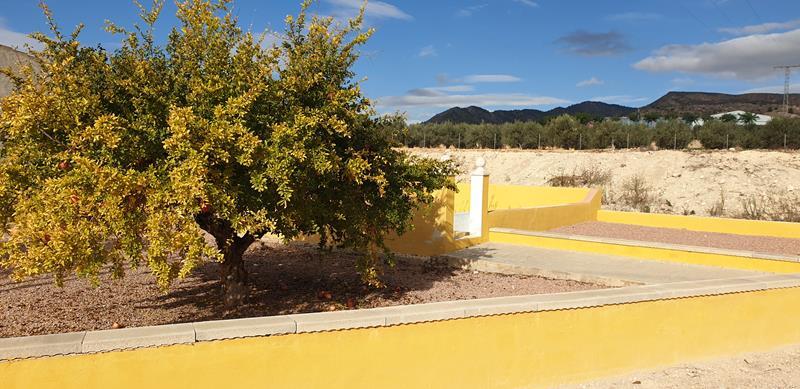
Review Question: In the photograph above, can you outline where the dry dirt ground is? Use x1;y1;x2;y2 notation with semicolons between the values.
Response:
563;343;800;388
409;148;800;217
0;240;602;338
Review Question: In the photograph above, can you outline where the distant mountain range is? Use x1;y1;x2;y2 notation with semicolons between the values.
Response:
425;101;635;124
425;91;800;124
643;91;799;116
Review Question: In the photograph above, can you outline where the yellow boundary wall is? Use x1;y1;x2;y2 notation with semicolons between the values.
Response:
414;182;800;261
3;287;800;388
300;182;486;257
598;210;800;239
455;183;591;213
488;189;601;231
490;230;800;273
372;181;800;269
383;185;484;256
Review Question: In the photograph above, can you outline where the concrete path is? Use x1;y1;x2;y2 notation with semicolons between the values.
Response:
445;242;765;286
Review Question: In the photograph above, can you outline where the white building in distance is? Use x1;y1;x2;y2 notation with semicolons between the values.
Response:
692;111;772;127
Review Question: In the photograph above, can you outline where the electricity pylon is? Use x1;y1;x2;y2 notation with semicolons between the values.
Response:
775;65;800;114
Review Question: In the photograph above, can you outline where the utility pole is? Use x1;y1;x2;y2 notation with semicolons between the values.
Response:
775;65;800;114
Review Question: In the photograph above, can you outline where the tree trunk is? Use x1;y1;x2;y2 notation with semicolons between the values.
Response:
219;235;255;307
196;213;255;307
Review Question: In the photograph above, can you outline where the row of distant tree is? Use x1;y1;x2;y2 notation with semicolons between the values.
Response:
401;115;800;150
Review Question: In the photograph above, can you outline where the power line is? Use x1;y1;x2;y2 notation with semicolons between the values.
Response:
678;2;709;29
712;0;733;24
774;65;800;114
743;0;762;23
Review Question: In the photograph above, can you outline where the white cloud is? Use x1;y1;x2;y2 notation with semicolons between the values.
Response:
590;95;650;105
719;19;800;35
606;12;661;21
406;85;475;96
0;18;42;51
513;0;539;8
325;0;412;21
430;85;475;93
456;4;487;18
740;83;800;94
577;77;604;87
634;29;800;80
671;77;695;86
418;45;437;58
378;92;568;108
463;74;521;83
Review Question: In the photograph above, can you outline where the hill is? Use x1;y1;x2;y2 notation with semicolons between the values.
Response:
425;101;635;124
424;91;800;124
643;91;800;116
546;101;636;119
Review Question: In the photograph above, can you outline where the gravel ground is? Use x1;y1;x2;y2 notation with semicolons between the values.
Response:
551;221;800;256
563;343;800;388
0;240;602;338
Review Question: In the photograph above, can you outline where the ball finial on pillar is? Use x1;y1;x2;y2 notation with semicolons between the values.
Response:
473;157;487;176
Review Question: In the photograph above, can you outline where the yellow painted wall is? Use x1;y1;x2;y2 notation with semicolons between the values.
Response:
598;210;800;239
298;184;485;257
488;189;601;231
455;182;471;213
4;288;800;388
490;231;800;274
383;186;455;256
455;183;591;213
383;185;485;256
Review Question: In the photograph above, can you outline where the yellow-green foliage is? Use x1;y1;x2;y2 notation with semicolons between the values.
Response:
0;0;455;293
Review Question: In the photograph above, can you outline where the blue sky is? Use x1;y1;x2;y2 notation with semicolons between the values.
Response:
2;0;800;122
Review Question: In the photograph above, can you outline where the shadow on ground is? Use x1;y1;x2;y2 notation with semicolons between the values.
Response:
0;240;598;337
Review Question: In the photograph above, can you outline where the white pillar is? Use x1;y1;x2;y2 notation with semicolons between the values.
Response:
469;157;489;237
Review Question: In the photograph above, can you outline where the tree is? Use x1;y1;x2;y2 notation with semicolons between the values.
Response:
697;121;737;149
653;119;692;149
738;112;758;126
643;112;660;123
500;121;542;149
573;113;595;125
681;113;699;126
544;115;580;149
719;113;738;123
760;117;800;149
0;0;455;305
